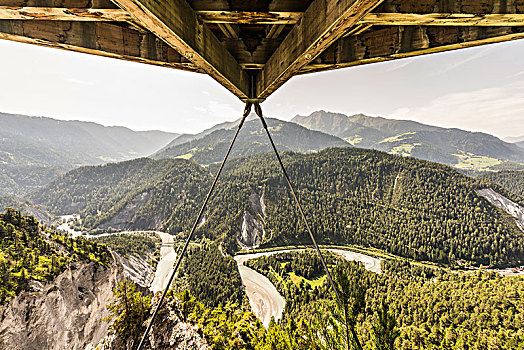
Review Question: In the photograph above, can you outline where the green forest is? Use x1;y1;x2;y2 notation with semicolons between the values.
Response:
481;170;524;200
29;148;524;268
174;243;245;308
0;208;109;304
91;232;160;260
242;251;524;349
103;253;524;349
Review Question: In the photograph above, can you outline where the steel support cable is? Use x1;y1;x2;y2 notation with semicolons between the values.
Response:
253;103;343;307
137;102;253;350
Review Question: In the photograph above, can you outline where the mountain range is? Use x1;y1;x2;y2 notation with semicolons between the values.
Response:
152;117;350;164
0;112;178;195
3;110;524;197
291;111;524;170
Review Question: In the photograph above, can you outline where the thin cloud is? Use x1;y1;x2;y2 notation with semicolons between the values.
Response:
383;59;413;72
431;46;494;75
390;81;524;138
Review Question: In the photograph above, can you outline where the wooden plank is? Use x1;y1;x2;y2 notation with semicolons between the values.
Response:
111;0;250;99
256;0;384;99
360;13;524;26
188;0;314;12
223;38;282;65
0;6;132;21
0;20;199;71
374;0;524;14
0;0;117;8
196;10;302;24
300;26;524;74
266;24;285;39
217;22;239;38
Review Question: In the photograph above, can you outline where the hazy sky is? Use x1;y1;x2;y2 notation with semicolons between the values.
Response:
0;38;523;138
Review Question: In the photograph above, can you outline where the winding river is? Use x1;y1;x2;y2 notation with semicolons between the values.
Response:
59;216;177;294
60;217;382;326
234;248;382;327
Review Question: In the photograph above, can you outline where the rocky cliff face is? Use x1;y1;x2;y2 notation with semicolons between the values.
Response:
236;191;267;249
0;253;153;350
477;188;524;232
89;295;209;350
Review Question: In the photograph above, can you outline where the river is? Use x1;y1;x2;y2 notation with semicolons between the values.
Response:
234;247;382;327
57;216;176;293
58;216;384;325
150;232;176;293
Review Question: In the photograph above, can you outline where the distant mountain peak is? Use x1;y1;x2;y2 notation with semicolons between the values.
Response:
291;110;524;170
153;117;350;165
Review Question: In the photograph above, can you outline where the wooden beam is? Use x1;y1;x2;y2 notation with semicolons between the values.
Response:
256;0;384;99
0;20;199;71
0;6;132;21
360;13;524;26
196;10;302;24
266;24;285;39
188;0;312;13
300;26;524;74
110;0;250;99
0;0;117;7
375;0;524;14
217;22;239;38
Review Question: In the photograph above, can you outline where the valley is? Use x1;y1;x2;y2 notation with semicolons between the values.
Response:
55;217;176;294
2;111;524;349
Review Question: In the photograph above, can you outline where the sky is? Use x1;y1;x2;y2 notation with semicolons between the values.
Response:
0;38;523;139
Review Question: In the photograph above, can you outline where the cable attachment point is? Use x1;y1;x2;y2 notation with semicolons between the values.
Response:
254;101;343;308
243;101;253;117
254;102;267;129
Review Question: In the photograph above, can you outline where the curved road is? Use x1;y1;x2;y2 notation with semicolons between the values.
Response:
234;248;382;327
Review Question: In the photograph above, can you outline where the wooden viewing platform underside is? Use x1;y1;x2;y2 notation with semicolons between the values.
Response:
0;0;523;100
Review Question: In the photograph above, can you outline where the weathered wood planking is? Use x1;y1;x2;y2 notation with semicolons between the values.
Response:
375;0;524;14
0;0;117;7
196;11;302;24
111;0;250;99
300;26;524;74
0;6;132;21
2;8;524;27
187;0;315;12
255;0;384;100
0;20;199;71
360;13;524;26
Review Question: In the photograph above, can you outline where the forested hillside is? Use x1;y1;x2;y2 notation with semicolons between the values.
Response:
153;118;350;164
246;252;524;349
0;209;109;304
0;195;52;224
292;111;524;170
481;170;524;199
30;148;524;267
29;158;209;231
0;113;178;196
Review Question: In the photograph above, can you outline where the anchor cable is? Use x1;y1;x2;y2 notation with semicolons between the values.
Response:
253;102;343;307
137;102;253;350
